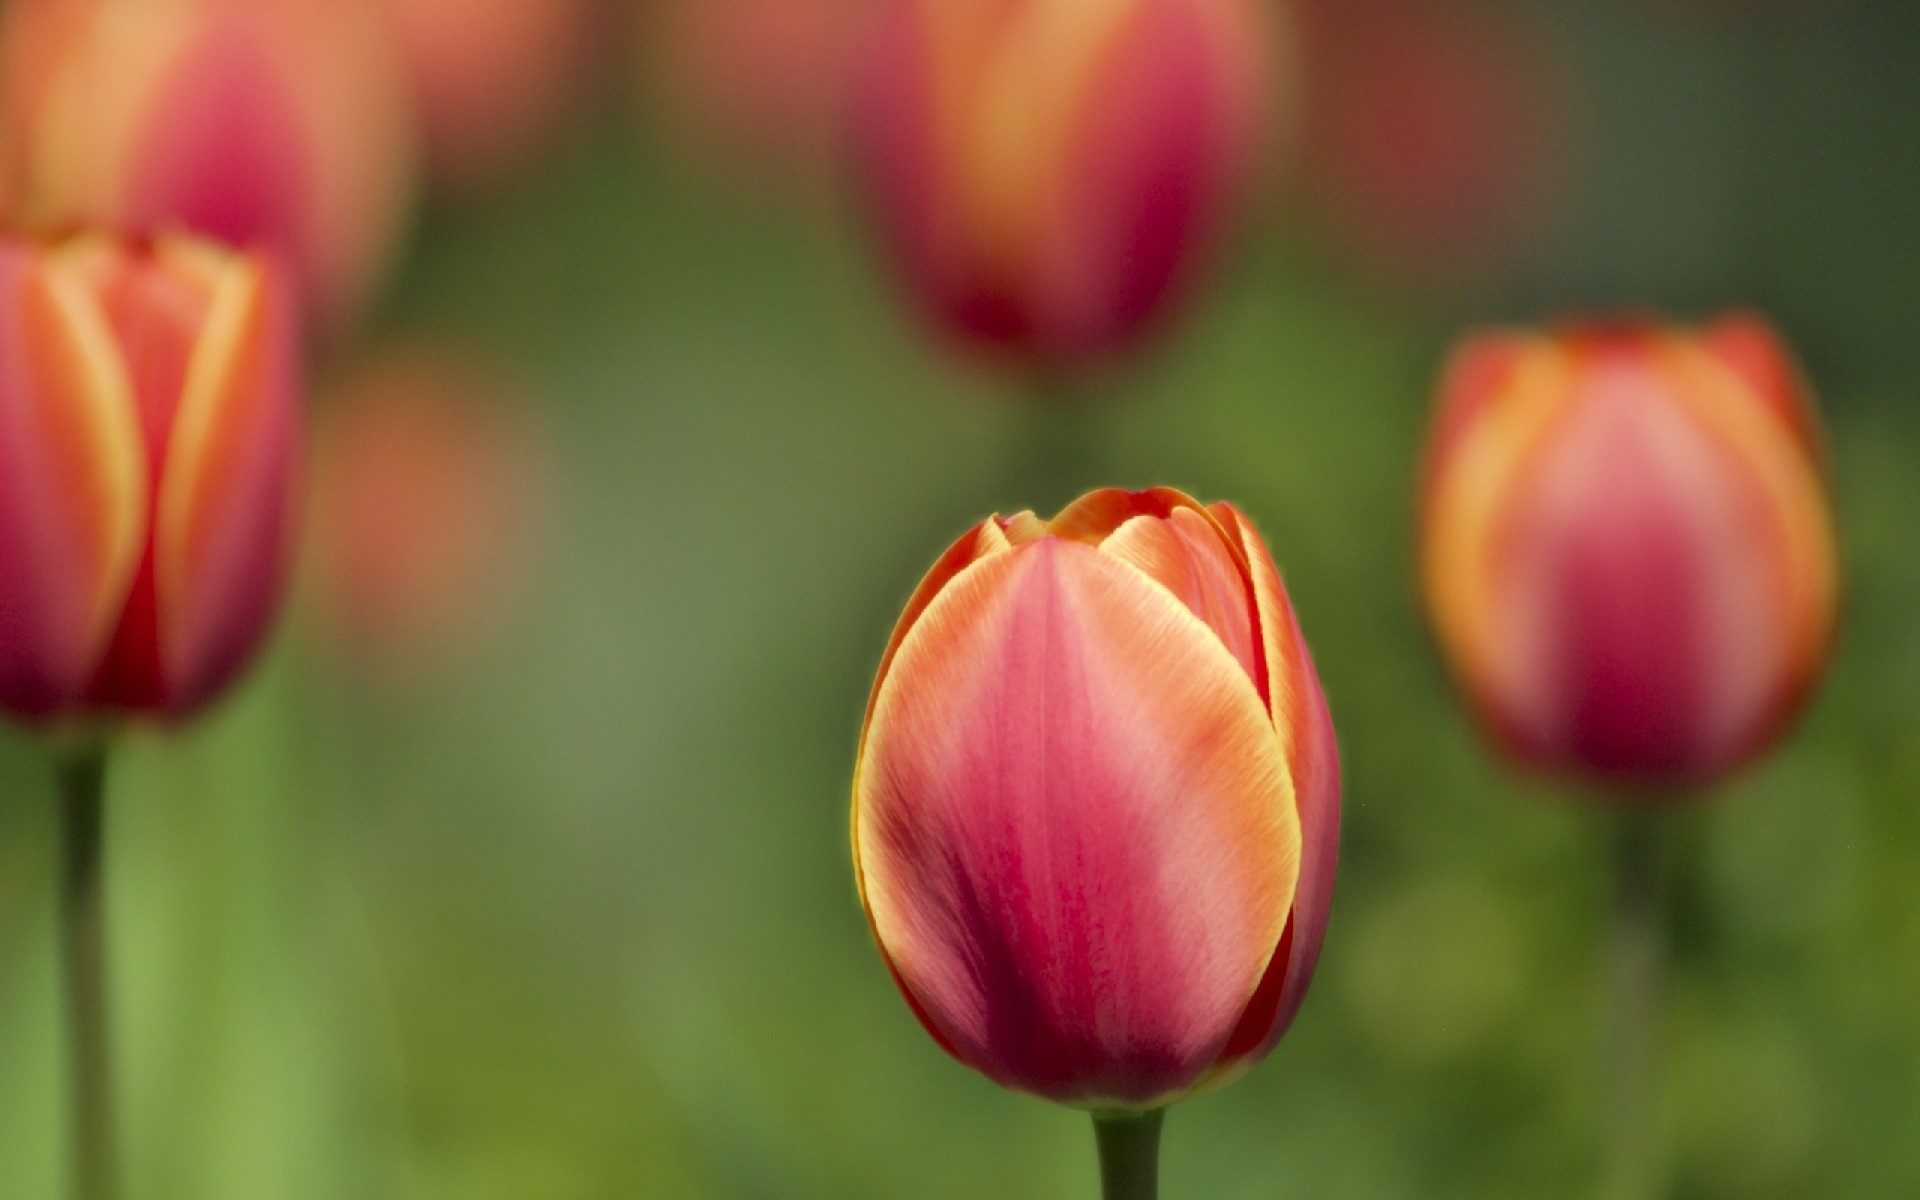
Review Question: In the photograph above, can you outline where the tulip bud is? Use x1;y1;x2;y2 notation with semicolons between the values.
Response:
853;488;1339;1107
849;0;1280;369
1419;316;1838;787
0;0;418;328
0;233;302;725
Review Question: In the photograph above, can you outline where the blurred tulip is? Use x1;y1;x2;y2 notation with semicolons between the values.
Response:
853;488;1339;1108
0;0;418;329
648;0;869;186
310;348;548;678
849;0;1282;369
1297;0;1574;286
0;233;303;724
381;0;600;187
1420;315;1838;786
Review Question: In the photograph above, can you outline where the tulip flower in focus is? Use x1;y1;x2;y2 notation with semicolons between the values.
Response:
0;0;418;328
1419;315;1838;787
310;347;548;678
849;0;1282;369
380;0;600;188
0;232;303;725
853;489;1339;1131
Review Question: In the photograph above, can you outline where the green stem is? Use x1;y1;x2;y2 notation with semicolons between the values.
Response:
1094;1110;1164;1200
57;747;119;1200
1605;809;1665;1200
1003;374;1105;513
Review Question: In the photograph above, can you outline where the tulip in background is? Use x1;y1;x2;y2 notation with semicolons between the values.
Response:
1418;315;1838;1198
647;0;871;188
0;0;418;330
310;346;549;680
853;488;1338;1198
0;232;303;1198
380;0;601;188
1293;0;1575;288
848;0;1282;371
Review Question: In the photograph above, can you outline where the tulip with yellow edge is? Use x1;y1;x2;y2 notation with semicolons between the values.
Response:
853;487;1339;1198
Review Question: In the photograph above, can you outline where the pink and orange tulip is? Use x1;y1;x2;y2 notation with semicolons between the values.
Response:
853;488;1339;1107
0;233;303;724
1419;315;1838;787
0;0;418;328
849;0;1281;369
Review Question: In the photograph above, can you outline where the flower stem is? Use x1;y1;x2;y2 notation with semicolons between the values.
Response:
57;747;119;1200
1004;373;1104;513
1094;1109;1165;1200
1606;809;1665;1200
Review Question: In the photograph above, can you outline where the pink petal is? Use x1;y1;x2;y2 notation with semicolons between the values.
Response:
1208;502;1340;1071
148;249;303;718
0;240;147;718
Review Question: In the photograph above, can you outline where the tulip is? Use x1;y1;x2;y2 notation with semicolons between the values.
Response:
379;0;600;187
849;0;1281;369
1419;315;1837;787
852;488;1338;1191
0;232;303;726
0;0;418;328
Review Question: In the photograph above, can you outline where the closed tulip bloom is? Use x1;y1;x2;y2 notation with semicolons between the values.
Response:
0;233;302;724
850;0;1280;369
0;0;417;328
853;488;1339;1107
1420;316;1838;786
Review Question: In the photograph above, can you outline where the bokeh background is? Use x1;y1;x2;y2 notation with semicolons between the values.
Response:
3;0;1920;1197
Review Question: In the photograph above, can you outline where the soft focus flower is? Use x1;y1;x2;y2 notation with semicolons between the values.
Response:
380;0;600;188
1419;315;1838;786
647;0;870;186
0;233;303;724
309;347;548;678
0;0;418;328
852;488;1339;1107
849;0;1282;369
1295;0;1574;286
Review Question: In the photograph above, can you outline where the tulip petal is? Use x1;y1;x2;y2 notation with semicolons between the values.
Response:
0;241;146;717
1697;314;1822;460
123;14;314;278
856;537;1297;1106
1208;502;1340;1071
150;252;301;717
1037;0;1233;356
1100;507;1261;690
1421;340;1578;745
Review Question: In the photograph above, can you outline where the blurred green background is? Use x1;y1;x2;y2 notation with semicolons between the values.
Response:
5;1;1920;1197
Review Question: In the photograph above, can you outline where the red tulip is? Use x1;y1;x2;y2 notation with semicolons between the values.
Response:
0;233;302;724
0;0;418;328
1419;315;1838;786
853;488;1339;1107
379;0;600;187
849;0;1280;369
